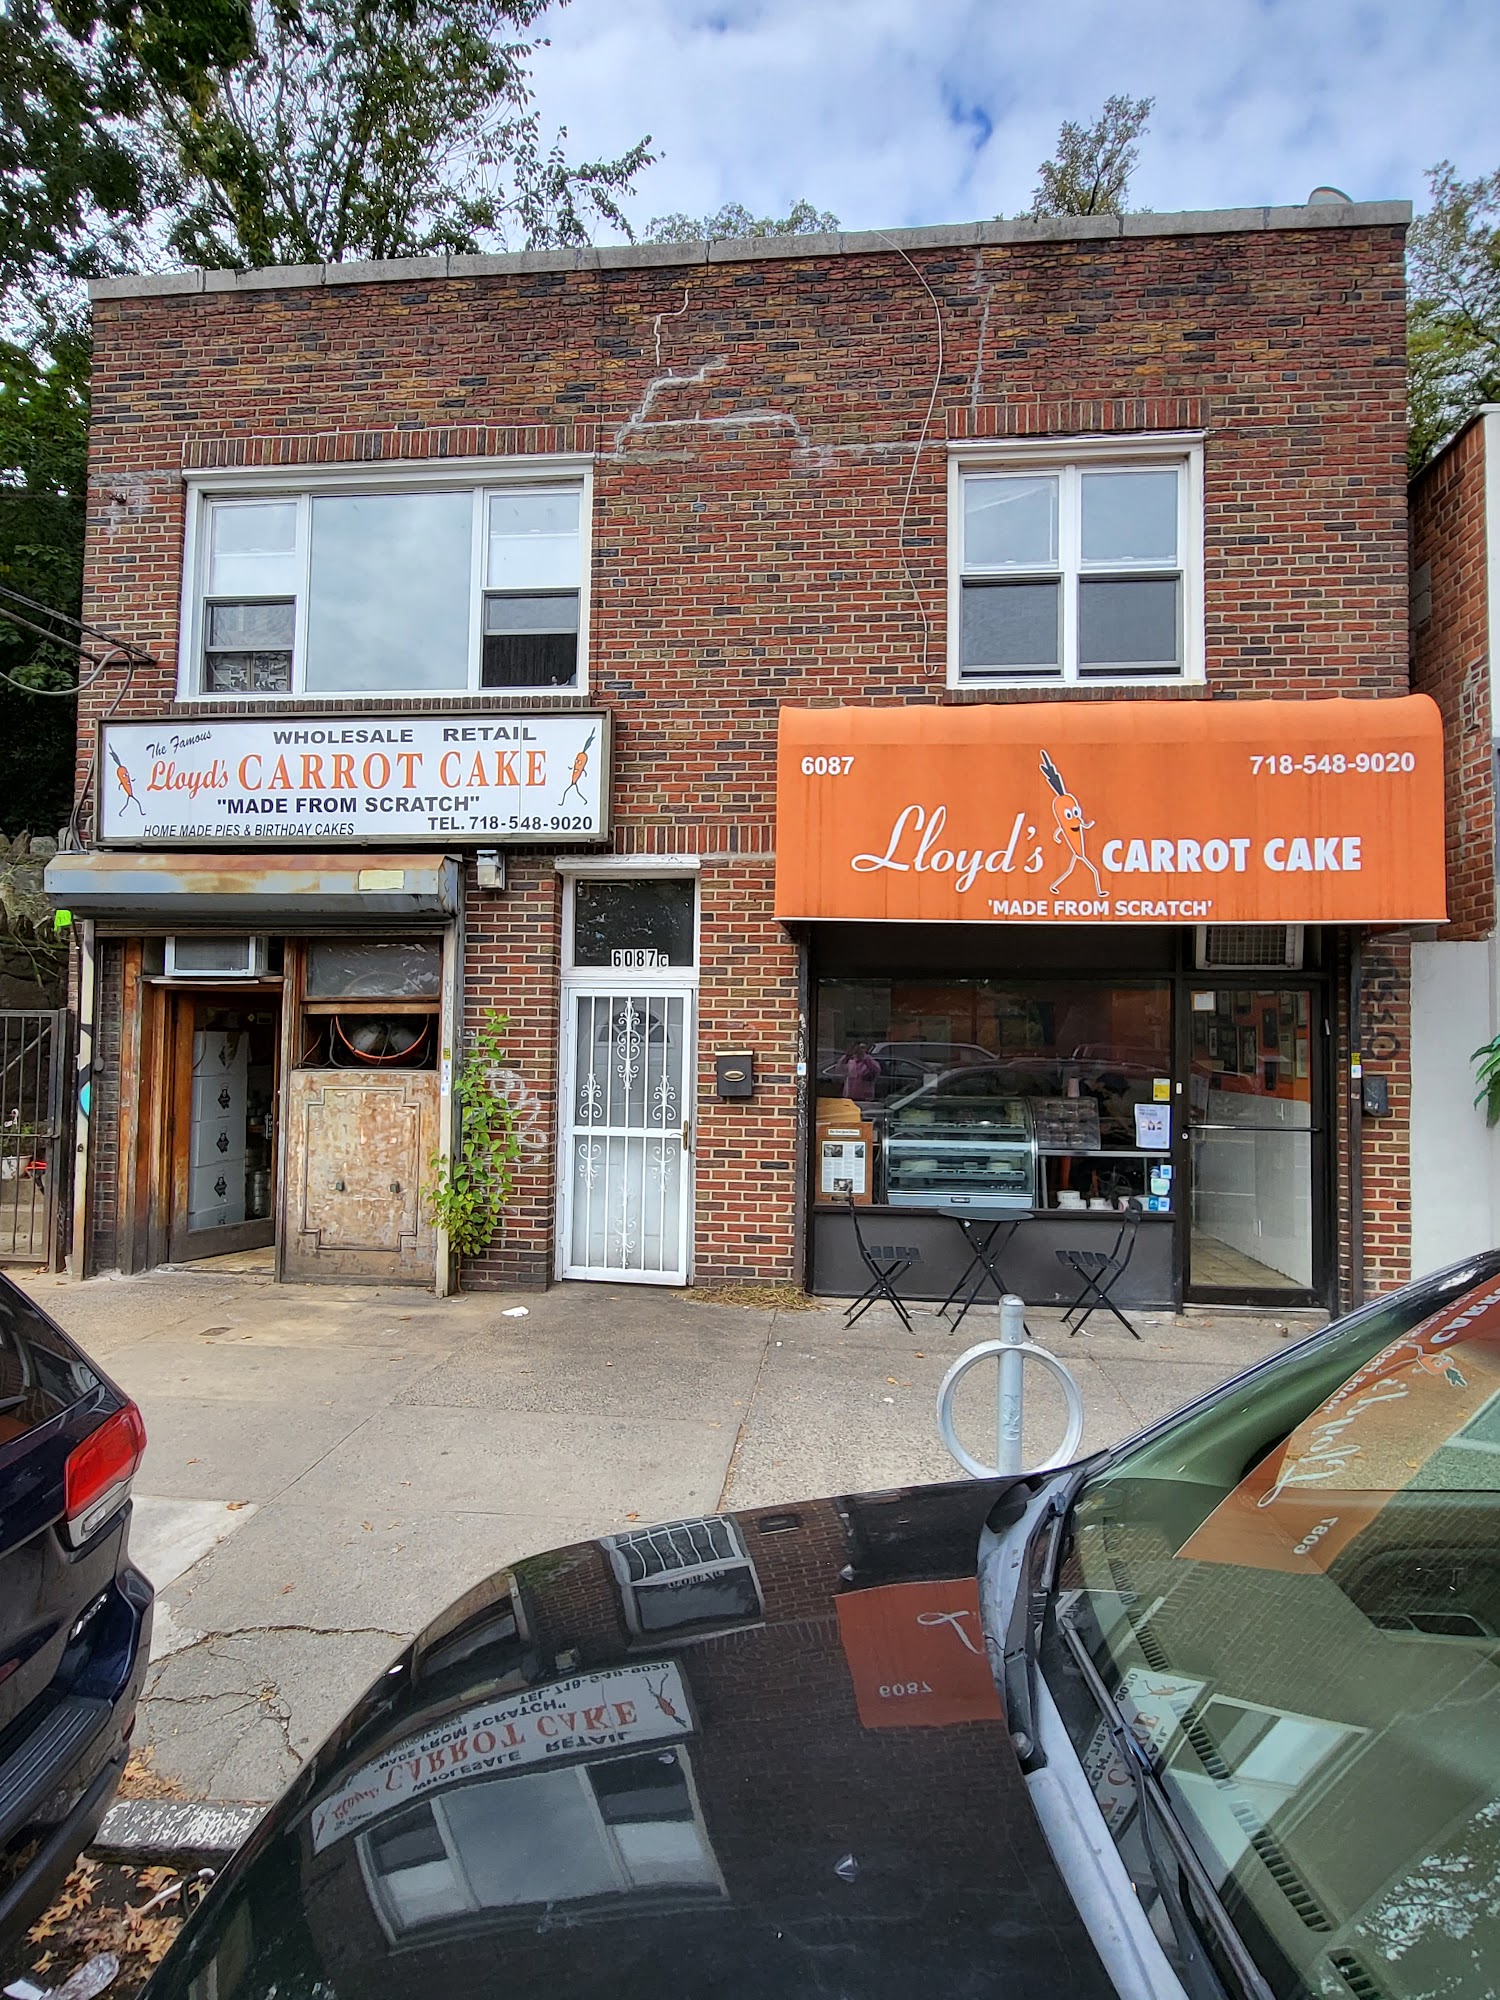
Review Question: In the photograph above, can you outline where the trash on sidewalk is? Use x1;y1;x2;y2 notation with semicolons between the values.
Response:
500;1306;529;1318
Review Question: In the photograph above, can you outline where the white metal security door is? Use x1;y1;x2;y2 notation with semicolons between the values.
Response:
561;988;694;1283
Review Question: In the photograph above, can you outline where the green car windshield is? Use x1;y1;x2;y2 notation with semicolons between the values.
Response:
1053;1258;1500;2000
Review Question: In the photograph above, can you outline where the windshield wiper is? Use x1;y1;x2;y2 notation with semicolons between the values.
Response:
978;1465;1091;1772
1056;1604;1276;2000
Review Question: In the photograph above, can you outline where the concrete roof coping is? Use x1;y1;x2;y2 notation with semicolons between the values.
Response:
87;200;1414;302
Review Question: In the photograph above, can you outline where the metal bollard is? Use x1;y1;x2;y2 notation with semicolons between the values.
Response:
936;1296;1086;1481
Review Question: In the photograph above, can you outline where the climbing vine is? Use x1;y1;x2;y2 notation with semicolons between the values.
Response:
1473;1034;1500;1127
425;1011;522;1258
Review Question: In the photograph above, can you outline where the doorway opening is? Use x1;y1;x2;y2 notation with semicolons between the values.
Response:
168;993;281;1264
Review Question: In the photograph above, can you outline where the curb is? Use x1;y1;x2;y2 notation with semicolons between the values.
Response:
93;1800;265;1862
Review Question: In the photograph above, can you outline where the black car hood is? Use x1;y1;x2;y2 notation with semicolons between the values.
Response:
146;1480;1111;1999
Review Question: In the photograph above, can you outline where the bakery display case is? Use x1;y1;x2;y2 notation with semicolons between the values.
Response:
882;1083;1036;1213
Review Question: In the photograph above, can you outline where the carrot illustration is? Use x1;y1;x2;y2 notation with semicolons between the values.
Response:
646;1672;690;1729
1040;749;1102;895
109;746;144;815
559;727;596;806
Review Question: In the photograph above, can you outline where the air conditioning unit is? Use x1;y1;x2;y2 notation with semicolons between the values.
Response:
1194;924;1304;972
164;935;269;979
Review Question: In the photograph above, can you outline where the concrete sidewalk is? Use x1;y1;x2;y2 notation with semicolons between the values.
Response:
15;1265;1312;1805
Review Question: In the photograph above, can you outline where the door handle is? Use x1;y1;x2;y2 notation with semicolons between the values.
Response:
681;1121;692;1155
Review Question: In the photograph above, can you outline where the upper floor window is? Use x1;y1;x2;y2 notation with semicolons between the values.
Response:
949;438;1203;687
183;468;590;698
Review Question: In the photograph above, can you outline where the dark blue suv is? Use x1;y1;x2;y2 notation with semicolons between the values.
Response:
0;1271;153;1944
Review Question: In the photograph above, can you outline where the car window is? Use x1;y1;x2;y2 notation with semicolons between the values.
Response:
1050;1257;1500;2000
0;1281;100;1446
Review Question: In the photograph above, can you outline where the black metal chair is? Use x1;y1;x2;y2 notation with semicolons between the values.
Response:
844;1197;915;1332
1055;1199;1143;1339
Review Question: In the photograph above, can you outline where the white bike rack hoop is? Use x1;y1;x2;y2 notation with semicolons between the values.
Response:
936;1295;1086;1479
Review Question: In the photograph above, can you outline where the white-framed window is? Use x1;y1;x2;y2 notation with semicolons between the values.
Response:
948;435;1204;687
179;459;592;699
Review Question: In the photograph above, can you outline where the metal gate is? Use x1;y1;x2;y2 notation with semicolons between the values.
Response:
0;1010;68;1266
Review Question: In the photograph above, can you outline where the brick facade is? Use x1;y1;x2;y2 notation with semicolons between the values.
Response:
1410;415;1494;941
75;210;1421;1300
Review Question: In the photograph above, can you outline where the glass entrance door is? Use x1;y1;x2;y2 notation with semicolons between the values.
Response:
1186;986;1323;1301
169;997;279;1262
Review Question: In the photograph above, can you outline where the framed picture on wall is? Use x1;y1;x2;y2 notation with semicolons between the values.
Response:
1280;992;1296;1026
1207;1025;1220;1058
1280;1028;1295;1067
1234;990;1252;1016
1261;1007;1279;1053
1240;1027;1258;1073
1295;1037;1310;1079
1296;992;1309;1027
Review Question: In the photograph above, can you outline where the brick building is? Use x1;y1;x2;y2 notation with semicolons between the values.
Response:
50;196;1447;1311
1408;404;1500;1272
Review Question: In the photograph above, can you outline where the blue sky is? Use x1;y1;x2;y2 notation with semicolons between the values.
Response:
527;0;1500;236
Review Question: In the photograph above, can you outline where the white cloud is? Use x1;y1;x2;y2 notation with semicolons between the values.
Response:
526;0;1500;236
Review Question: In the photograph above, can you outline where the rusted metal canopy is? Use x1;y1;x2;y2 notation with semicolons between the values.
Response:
44;849;460;925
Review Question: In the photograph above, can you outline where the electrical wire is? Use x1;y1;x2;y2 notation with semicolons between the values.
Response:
873;233;947;679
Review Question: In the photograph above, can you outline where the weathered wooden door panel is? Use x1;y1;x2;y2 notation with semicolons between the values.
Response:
282;1070;438;1282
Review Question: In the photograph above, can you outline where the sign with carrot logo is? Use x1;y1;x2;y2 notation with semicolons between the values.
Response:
97;712;610;846
308;1660;694;1851
775;697;1446;926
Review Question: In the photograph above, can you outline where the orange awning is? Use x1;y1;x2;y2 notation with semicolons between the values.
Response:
775;696;1446;926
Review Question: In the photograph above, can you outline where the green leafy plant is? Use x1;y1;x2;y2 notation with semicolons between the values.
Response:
425;1010;522;1258
1473;1034;1500;1125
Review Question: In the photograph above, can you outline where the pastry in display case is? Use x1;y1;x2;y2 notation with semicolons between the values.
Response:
882;1072;1037;1212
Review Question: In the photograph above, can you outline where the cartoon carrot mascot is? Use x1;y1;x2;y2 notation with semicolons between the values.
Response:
109;746;144;815
1040;749;1102;895
559;727;596;807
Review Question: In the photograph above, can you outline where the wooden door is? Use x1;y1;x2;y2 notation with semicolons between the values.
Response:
281;1069;439;1282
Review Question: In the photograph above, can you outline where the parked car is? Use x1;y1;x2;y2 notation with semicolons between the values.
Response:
0;1272;153;1945
142;1253;1500;1998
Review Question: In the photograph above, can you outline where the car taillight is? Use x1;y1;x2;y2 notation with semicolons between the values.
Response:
63;1402;146;1549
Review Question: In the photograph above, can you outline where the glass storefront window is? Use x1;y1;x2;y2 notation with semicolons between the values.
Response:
815;977;1173;1212
305;939;442;999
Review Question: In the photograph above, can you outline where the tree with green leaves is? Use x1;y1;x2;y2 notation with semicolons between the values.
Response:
1030;94;1153;218
643;199;838;246
1407;161;1500;473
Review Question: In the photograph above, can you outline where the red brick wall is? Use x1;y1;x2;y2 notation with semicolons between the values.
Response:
1410;416;1494;941
77;221;1413;1291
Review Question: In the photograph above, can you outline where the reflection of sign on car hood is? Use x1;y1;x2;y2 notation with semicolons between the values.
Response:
309;1660;692;1852
1179;1277;1500;1574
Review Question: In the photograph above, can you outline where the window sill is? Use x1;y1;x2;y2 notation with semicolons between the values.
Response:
172;687;594;707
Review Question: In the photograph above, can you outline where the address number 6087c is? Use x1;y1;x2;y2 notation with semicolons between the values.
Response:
801;756;855;776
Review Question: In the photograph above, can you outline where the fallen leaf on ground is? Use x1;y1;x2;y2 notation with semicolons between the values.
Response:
225;1501;249;1511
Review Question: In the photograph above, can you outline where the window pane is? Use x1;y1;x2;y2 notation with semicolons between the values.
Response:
481;592;579;688
962;475;1057;568
205;651;291;693
487;489;580;589
209;502;298;597
305;491;471;693
207;601;294;649
483;593;579;633
306;939;441;998
1081;469;1178;565
960;579;1060;672
573;879;695;968
1078;576;1180;670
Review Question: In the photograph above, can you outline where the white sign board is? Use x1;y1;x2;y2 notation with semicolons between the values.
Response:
309;1660;693;1852
98;713;609;846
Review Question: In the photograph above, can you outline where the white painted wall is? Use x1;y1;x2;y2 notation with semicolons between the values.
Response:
1410;939;1500;1277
